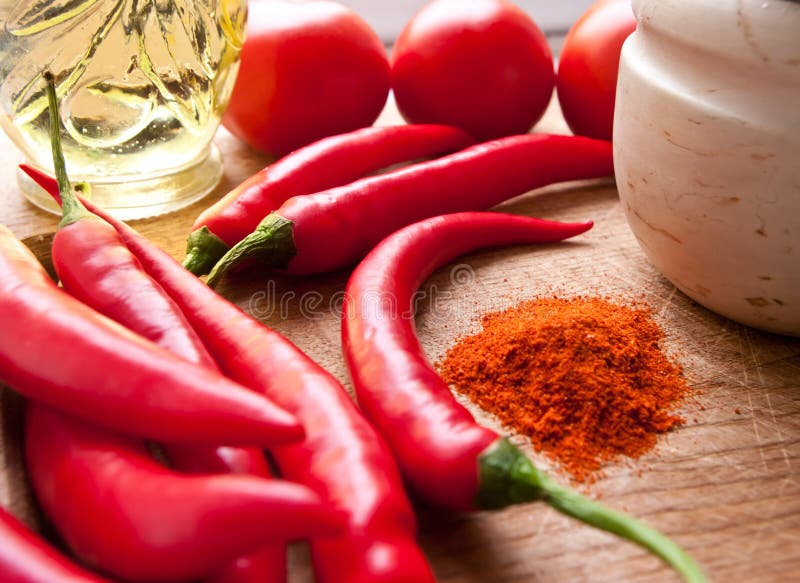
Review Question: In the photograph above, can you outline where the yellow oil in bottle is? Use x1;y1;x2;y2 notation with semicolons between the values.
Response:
0;0;246;218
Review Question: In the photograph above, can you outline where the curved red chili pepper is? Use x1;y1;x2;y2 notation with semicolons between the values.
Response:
204;133;613;285
343;212;592;510
0;505;109;583
0;224;301;446
54;198;436;582
184;124;476;275
341;212;706;583
25;403;345;583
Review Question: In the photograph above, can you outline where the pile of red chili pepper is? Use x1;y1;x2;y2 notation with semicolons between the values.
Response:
0;74;707;583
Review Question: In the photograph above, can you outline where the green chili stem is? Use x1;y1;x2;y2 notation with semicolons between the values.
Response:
183;226;231;276
205;212;296;287
536;469;706;583
43;70;90;227
477;438;706;583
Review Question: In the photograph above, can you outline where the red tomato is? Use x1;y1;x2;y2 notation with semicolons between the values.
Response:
390;0;554;141
222;0;390;157
556;0;636;141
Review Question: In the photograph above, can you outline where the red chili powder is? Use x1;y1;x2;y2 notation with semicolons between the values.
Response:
437;296;691;482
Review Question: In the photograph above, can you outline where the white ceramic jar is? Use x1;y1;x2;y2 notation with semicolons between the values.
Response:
614;0;800;335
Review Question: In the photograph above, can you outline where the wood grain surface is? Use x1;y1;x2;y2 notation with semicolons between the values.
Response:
1;97;798;582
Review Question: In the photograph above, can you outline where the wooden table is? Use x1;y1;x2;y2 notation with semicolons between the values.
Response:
1;98;798;582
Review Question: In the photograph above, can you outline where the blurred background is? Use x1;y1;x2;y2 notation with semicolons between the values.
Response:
339;0;595;44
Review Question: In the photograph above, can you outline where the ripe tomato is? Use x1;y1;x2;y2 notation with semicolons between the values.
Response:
390;0;554;141
556;0;636;141
222;0;390;157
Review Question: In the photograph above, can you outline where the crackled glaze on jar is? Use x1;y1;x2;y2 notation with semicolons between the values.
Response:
614;0;800;335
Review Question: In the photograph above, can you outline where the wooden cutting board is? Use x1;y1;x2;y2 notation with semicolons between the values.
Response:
1;98;799;582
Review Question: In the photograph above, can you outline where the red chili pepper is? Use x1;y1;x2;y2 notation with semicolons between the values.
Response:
204;133;613;285
0;505;109;583
24;403;345;583
35;73;287;583
52;203;220;372
184;124;476;275
171;448;286;583
26;190;436;582
167;450;286;583
341;212;706;583
0;223;300;446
